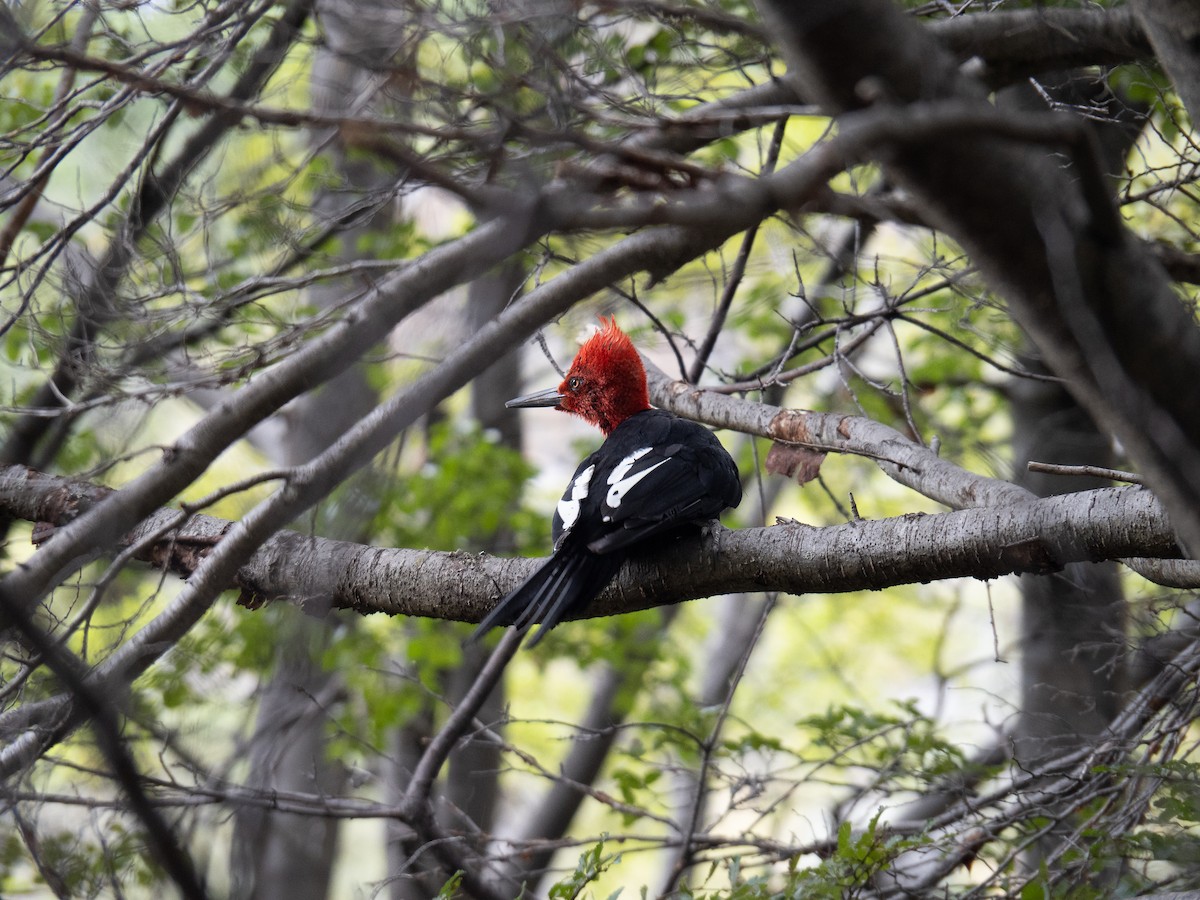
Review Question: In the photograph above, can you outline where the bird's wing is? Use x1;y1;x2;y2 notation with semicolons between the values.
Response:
551;452;602;547
583;440;738;554
549;412;740;555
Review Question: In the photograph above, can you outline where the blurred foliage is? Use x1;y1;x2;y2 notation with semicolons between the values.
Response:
371;421;543;551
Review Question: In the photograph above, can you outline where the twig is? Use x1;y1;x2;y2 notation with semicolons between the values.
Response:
403;629;523;811
659;593;778;896
400;628;524;900
1026;460;1145;485
0;5;99;270
611;281;690;381
687;117;788;384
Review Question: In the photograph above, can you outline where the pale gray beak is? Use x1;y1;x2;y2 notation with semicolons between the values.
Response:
506;387;563;409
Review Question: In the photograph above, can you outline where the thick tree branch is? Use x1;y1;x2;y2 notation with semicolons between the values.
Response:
1129;0;1200;120
929;6;1150;87
0;464;1182;628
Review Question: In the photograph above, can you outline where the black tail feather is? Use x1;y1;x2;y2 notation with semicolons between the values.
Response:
524;552;618;647
469;548;622;645
469;553;578;640
514;553;577;631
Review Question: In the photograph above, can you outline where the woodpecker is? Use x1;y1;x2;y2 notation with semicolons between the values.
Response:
472;317;741;646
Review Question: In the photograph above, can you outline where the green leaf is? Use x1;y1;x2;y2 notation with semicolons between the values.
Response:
434;871;463;898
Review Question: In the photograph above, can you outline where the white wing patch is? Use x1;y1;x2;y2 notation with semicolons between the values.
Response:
605;447;668;512
556;464;595;532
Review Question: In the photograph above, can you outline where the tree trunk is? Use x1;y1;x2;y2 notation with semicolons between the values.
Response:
1004;71;1143;869
229;3;406;896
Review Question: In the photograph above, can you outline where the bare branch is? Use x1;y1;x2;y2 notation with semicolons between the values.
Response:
0;464;1181;633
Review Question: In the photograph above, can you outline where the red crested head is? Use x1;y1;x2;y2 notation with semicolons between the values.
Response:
557;317;651;435
506;317;651;434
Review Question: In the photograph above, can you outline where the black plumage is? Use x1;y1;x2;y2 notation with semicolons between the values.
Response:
472;409;741;645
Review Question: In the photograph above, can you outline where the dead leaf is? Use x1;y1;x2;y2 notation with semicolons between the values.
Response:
765;442;826;485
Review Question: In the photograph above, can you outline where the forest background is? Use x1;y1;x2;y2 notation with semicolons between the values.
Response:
3;1;1200;897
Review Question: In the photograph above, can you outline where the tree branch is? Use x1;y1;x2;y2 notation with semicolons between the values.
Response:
0;464;1182;629
1129;0;1200;120
929;6;1150;87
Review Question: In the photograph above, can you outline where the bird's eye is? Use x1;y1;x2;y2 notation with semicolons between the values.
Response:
568;376;583;392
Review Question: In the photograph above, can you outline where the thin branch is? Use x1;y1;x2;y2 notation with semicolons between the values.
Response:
660;593;778;896
1026;460;1145;485
403;630;522;812
2;0;316;465
0;5;99;269
398;629;524;900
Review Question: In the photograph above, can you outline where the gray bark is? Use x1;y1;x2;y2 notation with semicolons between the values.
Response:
1130;0;1200;120
0;464;1182;649
1002;67;1141;783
